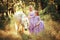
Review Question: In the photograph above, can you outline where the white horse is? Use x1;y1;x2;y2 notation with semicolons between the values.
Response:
14;11;29;32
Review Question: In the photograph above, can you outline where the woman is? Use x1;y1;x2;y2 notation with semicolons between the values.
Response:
28;5;35;34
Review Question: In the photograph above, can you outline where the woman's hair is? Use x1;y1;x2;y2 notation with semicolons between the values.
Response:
29;5;34;10
35;10;39;16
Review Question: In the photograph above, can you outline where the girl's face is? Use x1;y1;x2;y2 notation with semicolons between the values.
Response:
35;12;37;16
35;11;39;16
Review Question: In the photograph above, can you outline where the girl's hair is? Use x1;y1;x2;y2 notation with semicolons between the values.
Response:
35;10;39;16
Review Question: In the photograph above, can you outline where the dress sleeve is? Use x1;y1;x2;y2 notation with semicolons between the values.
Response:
38;16;41;21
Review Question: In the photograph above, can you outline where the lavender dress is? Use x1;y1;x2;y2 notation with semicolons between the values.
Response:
28;11;35;33
33;16;44;35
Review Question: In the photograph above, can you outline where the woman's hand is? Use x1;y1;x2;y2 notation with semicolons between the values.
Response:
28;16;31;19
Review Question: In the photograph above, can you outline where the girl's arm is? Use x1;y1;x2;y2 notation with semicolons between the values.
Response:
36;21;40;26
36;16;41;26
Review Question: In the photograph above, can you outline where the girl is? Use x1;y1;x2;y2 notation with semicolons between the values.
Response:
32;10;44;35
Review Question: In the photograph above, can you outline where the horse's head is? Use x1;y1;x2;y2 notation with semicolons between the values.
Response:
22;17;29;30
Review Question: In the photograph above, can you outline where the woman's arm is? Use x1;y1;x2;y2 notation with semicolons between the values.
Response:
28;13;35;19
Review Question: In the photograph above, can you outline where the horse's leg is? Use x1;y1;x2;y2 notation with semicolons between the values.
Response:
17;22;20;32
21;24;24;33
22;26;24;33
15;20;20;32
15;22;18;32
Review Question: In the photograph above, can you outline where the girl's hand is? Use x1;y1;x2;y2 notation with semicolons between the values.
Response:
36;22;39;26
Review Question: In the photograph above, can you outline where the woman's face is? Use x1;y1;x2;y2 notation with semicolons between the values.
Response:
29;6;33;11
29;7;32;11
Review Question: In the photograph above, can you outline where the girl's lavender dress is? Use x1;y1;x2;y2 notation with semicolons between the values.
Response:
33;16;44;34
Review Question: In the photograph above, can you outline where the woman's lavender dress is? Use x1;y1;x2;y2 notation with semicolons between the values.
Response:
28;11;35;33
